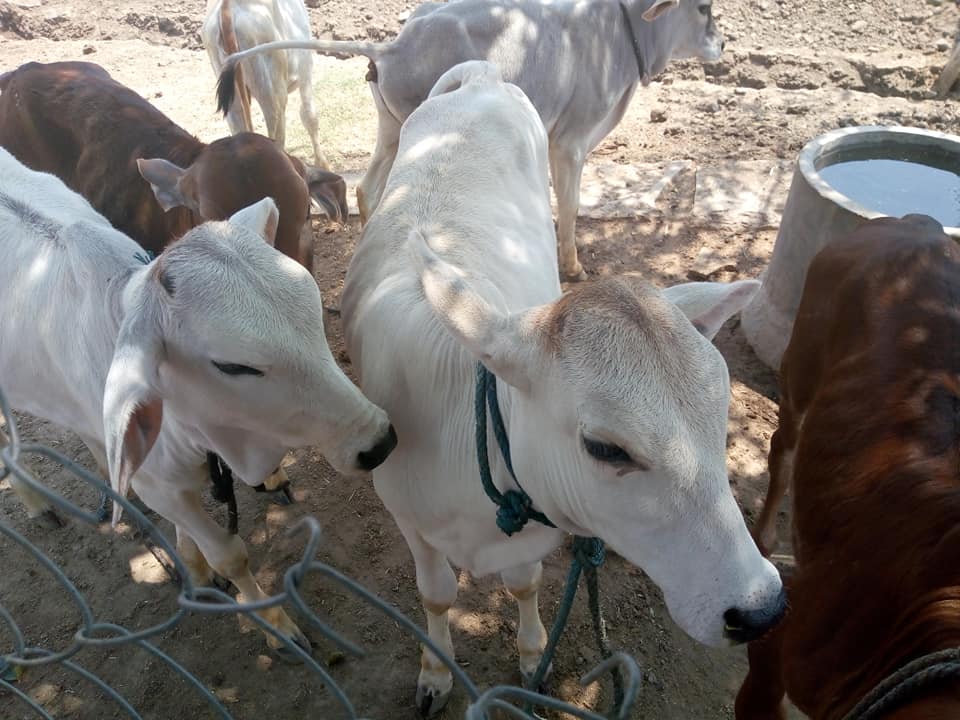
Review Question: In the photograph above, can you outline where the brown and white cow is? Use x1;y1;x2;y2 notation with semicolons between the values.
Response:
0;60;347;276
737;214;960;719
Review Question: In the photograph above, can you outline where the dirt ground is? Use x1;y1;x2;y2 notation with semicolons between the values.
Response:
1;0;959;718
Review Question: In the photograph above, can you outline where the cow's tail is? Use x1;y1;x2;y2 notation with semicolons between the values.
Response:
427;60;502;99
217;0;254;131
216;39;386;118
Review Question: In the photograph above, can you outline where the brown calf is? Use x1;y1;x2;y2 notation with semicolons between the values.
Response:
0;61;347;275
737;214;960;719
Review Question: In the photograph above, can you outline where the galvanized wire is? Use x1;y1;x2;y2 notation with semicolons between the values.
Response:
0;383;641;719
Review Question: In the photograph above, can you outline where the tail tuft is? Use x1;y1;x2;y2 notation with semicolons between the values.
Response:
215;60;239;118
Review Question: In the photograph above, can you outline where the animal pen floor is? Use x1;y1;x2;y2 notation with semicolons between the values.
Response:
1;0;958;718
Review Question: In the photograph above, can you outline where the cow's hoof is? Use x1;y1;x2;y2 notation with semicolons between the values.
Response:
416;683;451;717
562;266;588;283
521;660;554;693
211;573;234;594
272;627;313;664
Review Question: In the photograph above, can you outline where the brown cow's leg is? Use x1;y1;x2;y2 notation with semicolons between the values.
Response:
735;626;788;720
754;425;795;557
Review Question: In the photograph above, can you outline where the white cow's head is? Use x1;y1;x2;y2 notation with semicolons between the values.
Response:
103;199;396;518
417;240;782;647
643;0;725;64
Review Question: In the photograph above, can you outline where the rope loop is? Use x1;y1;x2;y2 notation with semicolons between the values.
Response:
841;648;960;720
475;364;555;535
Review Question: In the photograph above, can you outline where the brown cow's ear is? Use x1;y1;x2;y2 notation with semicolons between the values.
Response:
305;167;348;224
137;158;201;213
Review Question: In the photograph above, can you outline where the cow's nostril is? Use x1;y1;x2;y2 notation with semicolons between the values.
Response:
723;587;787;644
357;424;398;471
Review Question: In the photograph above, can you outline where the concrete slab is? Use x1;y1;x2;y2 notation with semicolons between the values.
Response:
693;160;794;227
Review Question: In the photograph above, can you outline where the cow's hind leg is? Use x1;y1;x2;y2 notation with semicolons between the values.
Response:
1;426;59;526
502;561;549;685
549;142;588;282
356;82;401;224
754;425;795;557
734;614;788;719
398;520;457;716
297;60;330;170
132;480;310;660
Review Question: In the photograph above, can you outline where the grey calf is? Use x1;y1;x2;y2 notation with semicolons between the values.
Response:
215;0;723;280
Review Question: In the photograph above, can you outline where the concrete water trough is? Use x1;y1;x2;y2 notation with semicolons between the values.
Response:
741;125;960;371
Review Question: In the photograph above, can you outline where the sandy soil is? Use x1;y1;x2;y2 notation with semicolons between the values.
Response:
0;0;958;718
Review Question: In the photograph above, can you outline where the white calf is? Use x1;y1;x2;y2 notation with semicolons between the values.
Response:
203;0;329;169
0;147;395;657
341;61;783;714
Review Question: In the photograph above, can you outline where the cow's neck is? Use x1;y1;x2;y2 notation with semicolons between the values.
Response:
490;372;592;539
621;0;678;81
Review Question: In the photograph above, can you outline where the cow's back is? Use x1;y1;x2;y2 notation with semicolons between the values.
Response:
777;214;960;718
0;148;141;439
377;0;624;133
341;66;560;553
343;65;557;391
0;61;201;252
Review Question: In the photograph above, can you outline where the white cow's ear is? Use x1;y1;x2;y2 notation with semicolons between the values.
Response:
412;231;537;392
103;297;165;527
662;279;761;341
642;0;680;21
137;158;200;213
229;198;279;246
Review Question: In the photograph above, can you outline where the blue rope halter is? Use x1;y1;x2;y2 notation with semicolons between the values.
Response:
474;364;556;535
474;363;623;704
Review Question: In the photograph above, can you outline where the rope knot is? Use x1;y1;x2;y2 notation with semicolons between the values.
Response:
573;536;606;568
496;490;537;536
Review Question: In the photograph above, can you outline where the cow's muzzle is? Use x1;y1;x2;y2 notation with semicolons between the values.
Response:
722;586;787;644
357;424;398;471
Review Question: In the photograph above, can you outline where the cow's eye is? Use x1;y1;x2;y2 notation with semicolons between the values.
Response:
212;361;264;377
698;3;710;15
583;436;632;464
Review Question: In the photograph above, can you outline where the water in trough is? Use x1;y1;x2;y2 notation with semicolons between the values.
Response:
819;158;960;228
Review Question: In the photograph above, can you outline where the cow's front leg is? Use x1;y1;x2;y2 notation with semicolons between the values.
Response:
549;142;588;282
399;522;457;716
133;481;310;660
176;525;214;587
1;426;59;526
502;561;549;685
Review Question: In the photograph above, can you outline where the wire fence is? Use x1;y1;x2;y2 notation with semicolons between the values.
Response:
0;383;641;719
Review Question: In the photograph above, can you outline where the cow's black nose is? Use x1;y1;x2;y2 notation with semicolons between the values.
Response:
357;424;398;471
723;586;787;644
